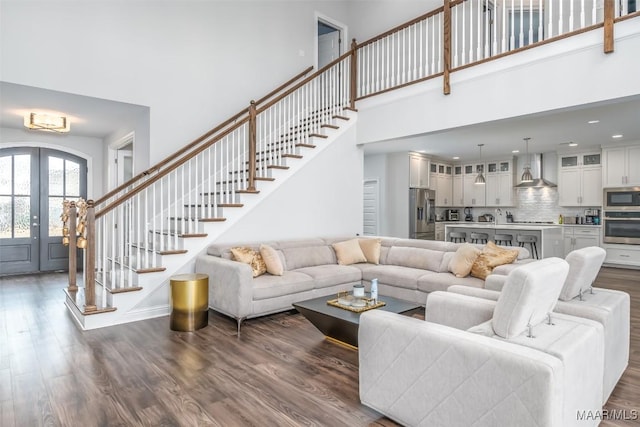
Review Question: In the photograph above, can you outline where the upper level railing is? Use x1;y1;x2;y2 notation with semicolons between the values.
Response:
69;0;639;311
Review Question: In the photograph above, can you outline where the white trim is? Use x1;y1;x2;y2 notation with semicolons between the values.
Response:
0;141;94;199
108;131;135;190
314;12;348;70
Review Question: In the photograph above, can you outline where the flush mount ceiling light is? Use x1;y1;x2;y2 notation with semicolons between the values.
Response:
521;137;533;183
23;112;70;133
612;134;623;139
568;142;579;147
474;144;485;185
453;156;460;160
587;120;600;124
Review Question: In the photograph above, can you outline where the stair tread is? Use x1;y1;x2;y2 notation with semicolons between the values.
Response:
168;216;227;223
64;287;116;314
296;143;316;148
309;133;328;139
184;203;243;208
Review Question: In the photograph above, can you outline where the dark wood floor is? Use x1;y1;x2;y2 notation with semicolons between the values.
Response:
0;267;638;426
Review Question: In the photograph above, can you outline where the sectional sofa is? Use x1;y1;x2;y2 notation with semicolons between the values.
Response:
195;236;530;333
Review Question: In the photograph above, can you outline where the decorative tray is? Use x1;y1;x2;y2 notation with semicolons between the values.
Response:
327;293;386;313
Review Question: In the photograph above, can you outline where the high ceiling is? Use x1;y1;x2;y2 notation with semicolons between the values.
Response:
361;94;640;161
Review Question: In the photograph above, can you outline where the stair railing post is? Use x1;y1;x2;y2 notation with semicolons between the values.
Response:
248;100;257;192
604;0;614;53
443;0;452;95
67;201;78;292
84;199;97;312
350;38;358;109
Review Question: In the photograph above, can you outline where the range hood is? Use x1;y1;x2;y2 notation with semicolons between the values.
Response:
515;153;557;188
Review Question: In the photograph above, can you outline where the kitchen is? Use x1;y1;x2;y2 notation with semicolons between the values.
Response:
364;139;640;269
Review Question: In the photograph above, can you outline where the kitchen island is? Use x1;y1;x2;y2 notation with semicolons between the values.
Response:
444;223;564;259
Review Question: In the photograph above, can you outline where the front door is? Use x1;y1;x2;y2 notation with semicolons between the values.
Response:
0;147;87;275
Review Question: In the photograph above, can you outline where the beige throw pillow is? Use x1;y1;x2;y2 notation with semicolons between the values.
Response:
448;243;482;278
230;247;267;278
260;244;284;276
332;239;367;265
470;241;519;280
359;238;382;264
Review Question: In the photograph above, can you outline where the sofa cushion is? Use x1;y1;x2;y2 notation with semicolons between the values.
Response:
359;238;382;264
332;239;367;265
293;265;362;289
559;246;606;301
492;259;536;275
281;245;337;270
418;272;484;293
230;247;267;278
260;244;283;276
252;271;315;300
361;265;425;290
448;243;482;278
492;258;569;339
385;246;445;272
470;242;519;280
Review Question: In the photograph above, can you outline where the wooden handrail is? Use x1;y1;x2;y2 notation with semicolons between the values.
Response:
95;66;313;206
96;116;250;218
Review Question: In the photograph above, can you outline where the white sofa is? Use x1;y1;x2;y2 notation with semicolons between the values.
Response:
448;247;630;402
359;258;604;427
195;237;530;333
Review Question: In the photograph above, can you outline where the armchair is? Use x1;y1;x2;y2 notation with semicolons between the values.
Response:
359;258;604;427
448;247;629;401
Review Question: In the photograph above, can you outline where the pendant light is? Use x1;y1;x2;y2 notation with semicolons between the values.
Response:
474;144;486;185
521;137;533;183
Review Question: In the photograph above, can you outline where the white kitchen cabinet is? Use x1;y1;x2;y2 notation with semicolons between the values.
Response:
435;222;446;241
430;162;453;206
409;154;430;188
463;163;486;207
602;145;640;187
485;160;514;206
563;226;601;257
558;152;602;207
452;165;464;206
603;244;640;267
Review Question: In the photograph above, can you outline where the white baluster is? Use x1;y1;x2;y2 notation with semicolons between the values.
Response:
519;0;524;47
580;0;585;28
549;0;554;38
559;0;563;35
570;0;575;31
529;0;533;44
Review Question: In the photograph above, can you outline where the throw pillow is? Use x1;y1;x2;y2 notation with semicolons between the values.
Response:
359;238;382;264
260;244;284;276
230;247;267;278
448;243;482;278
332;239;367;265
470;241;519;280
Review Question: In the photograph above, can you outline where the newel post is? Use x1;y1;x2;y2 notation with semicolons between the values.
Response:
443;0;452;95
66;201;78;292
84;199;97;313
604;0;614;53
350;38;358;109
248;100;257;191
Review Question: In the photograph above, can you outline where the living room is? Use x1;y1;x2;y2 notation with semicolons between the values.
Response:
1;0;639;425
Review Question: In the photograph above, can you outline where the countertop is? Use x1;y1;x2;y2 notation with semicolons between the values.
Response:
444;223;562;230
438;221;601;228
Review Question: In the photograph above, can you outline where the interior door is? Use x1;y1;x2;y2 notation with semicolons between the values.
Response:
0;147;87;275
363;179;379;236
318;23;340;69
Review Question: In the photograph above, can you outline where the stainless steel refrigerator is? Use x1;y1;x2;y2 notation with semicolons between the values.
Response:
409;188;436;240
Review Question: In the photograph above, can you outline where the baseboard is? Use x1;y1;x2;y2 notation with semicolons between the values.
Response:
116;304;171;325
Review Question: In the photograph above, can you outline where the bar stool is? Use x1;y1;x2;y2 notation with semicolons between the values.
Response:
517;234;539;259
494;234;513;246
470;232;489;244
449;232;466;243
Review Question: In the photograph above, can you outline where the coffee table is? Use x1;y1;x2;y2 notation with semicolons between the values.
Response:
293;294;422;349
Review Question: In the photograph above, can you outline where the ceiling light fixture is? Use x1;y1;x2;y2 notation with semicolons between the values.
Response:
568;142;578;147
512;149;520;153
453;156;460;160
521;137;533;183
24;112;70;133
612;134;623;139
474;144;486;185
587;120;600;124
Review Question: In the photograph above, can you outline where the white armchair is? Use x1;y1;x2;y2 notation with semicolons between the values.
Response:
448;246;629;402
359;258;604;427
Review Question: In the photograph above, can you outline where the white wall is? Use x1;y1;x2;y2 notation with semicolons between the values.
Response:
214;125;363;243
356;18;640;145
0;0;351;163
0;127;104;198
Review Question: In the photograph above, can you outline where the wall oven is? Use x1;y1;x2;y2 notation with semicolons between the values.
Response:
604;187;640;210
603;211;640;244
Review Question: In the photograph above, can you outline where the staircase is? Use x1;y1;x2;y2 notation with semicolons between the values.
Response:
63;0;639;329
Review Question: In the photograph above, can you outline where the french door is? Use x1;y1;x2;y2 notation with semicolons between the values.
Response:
0;147;87;275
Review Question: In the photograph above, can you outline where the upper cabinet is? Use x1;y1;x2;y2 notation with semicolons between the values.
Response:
430;162;453;206
485;159;515;207
452;165;464;206
462;163;486;207
558;152;602;206
409;154;430;188
602;145;640;187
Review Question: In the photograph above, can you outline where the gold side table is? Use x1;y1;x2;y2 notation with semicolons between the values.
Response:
170;273;209;331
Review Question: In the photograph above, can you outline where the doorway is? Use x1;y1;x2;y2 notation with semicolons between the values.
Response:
110;133;134;190
0;147;87;275
316;15;346;69
363;179;380;236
